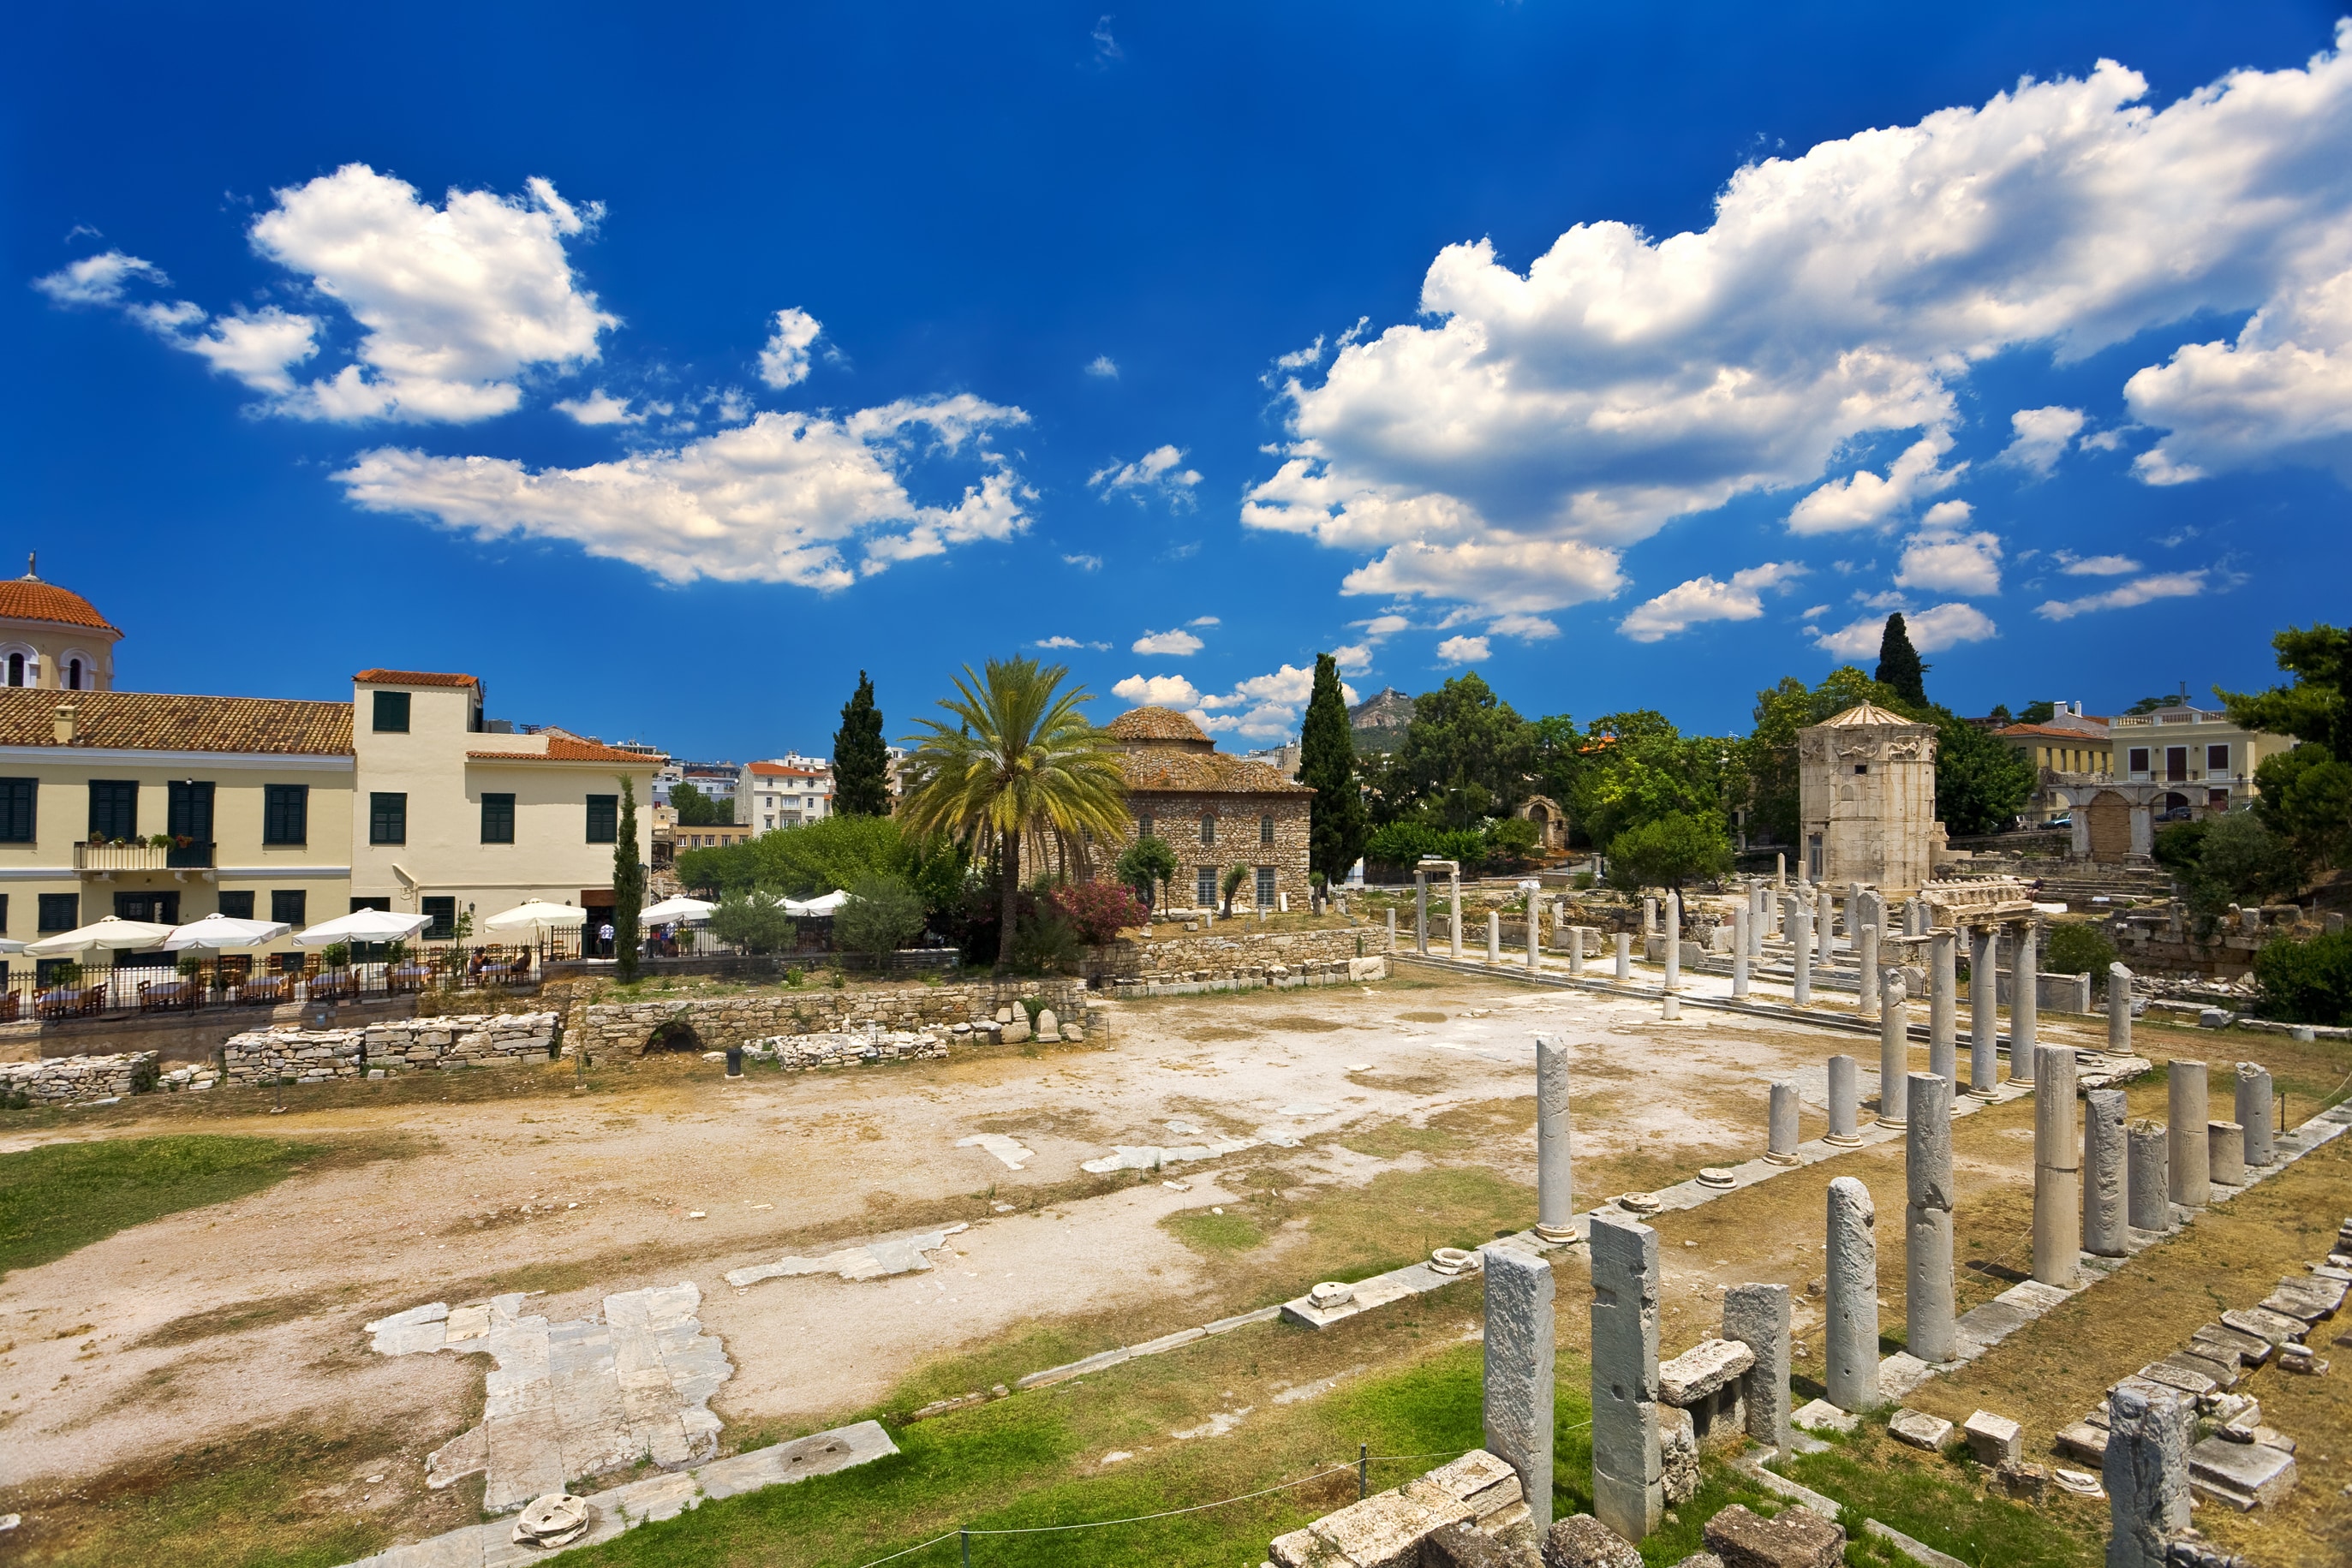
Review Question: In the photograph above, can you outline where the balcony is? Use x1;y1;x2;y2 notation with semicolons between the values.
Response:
74;840;216;874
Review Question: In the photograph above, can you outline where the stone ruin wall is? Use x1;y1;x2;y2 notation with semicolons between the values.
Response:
2110;902;2343;980
570;978;1092;1058
219;1012;560;1086
0;1050;160;1104
1089;920;1392;981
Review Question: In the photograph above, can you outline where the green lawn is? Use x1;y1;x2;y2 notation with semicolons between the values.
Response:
0;1135;325;1277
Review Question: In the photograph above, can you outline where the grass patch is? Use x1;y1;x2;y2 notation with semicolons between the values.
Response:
0;1135;349;1277
1782;1425;2102;1567
1161;1208;1272;1253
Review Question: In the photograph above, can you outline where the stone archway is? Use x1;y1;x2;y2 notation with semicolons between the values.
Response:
2086;790;2132;865
643;1017;704;1054
1515;794;1568;850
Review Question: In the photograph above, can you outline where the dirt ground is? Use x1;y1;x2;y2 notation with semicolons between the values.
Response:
0;969;2335;1563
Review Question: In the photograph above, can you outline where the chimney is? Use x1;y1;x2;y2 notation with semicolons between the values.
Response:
53;701;79;743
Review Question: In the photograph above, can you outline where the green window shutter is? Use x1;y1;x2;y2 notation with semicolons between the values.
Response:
369;792;407;844
373;691;411;732
585;794;618;844
0;779;35;844
481;792;516;844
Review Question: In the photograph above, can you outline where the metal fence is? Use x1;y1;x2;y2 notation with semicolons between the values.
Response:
3;939;568;1022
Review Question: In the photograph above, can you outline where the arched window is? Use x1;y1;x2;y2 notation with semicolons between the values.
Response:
66;659;82;691
5;653;21;687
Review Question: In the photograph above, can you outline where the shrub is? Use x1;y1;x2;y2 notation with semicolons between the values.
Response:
1010;909;1083;975
1113;835;1179;907
2254;928;2352;1025
710;891;797;954
2152;819;2210;872
834;873;927;962
1483;817;1542;864
2043;922;2116;978
1605;811;1732;891
1048;881;1146;945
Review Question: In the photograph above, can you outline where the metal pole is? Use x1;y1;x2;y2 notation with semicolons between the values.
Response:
1359;1442;1368;1499
961;1528;970;1567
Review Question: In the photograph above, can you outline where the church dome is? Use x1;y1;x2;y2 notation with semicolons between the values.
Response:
1106;706;1215;751
0;561;118;635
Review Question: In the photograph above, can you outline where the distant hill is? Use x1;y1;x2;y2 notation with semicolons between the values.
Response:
1349;686;1416;754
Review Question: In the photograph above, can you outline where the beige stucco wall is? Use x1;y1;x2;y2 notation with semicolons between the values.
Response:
0;747;353;952
349;680;658;925
0;620;117;693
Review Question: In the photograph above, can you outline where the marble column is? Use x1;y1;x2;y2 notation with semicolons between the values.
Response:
1415;870;1429;956
1387;906;1397;950
1775;851;1785;889
1857;924;1880;1017
1643;895;1658;938
1905;1071;1956;1365
1766;1080;1800;1165
1589;1213;1662;1544
1877;974;1910;1128
1488;909;1501;964
1927;930;1958;1086
1826;1176;1880;1412
1817;885;1836;953
1663;891;1681;991
2167;1059;2209;1208
1536;1035;1575;1243
1482;1245;1556;1537
2032;1043;2080;1288
1732;903;1751;999
1449;867;1463;960
1722;1284;1791;1451
1826;1054;1862;1145
1526;891;1542;975
2126;1119;2170;1232
1791;905;1814;1005
2235;1063;2275;1166
1569;927;1587;978
1968;925;1999;1098
2108;962;2134;1056
2104;1385;2189;1568
2009;920;2039;1082
2207;1121;2246;1189
2083;1088;2128;1257
1615;931;1631;981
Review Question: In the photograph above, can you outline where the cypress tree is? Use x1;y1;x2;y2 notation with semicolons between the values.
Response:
1300;653;1368;886
1875;613;1928;707
612;775;644;981
833;671;892;816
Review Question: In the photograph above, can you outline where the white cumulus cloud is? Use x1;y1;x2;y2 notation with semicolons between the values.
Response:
1617;561;1807;642
2057;551;2142;575
758;308;822;388
1245;30;2352;617
32;249;168;305
1113;673;1202;707
1998;406;2087;474
555;390;644;426
33;251;322;396
1189;663;1360;739
2036;569;2212;620
1085;355;1119;379
1090;444;1202;507
1894;529;2003;596
335;393;1030;588
1131;628;1204;656
1812;603;1997;658
1436;635;1491;665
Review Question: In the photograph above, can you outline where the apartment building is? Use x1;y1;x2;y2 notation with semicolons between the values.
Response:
738;757;833;829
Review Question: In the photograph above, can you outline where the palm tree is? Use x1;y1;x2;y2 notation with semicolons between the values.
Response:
898;658;1131;967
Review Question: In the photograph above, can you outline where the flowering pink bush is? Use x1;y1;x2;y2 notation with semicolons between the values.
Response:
1048;880;1148;945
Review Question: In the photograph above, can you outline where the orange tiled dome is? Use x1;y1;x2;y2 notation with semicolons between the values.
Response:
0;569;118;635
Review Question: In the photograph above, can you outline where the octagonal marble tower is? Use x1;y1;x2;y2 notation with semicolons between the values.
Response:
1798;701;1939;895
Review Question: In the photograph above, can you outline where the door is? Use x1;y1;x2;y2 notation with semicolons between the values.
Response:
2086;791;2130;863
168;780;217;866
2164;747;2188;783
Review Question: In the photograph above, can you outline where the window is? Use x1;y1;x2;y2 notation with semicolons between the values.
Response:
4;653;20;686
369;791;407;844
373;690;411;732
1256;866;1276;906
1197;867;1218;906
2206;743;2231;774
1854;764;1869;775
421;896;457;939
0;778;34;843
263;784;308;845
585;794;618;844
2128;747;2151;774
39;892;78;932
1137;814;1154;840
66;658;82;691
0;893;7;935
1199;814;1215;845
272;889;307;927
1259;815;1274;846
350;897;391;913
168;780;215;842
481;791;516;844
218;891;255;920
88;780;138;841
2208;788;2230;809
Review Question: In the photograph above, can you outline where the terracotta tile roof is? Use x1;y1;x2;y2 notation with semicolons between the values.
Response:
0;577;119;634
1119;750;1311;796
748;761;827;778
468;735;664;764
1997;723;2115;742
0;689;352;754
1821;701;1931;728
1107;706;1211;744
355;669;481;688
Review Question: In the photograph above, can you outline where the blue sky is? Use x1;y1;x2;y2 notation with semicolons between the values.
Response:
8;3;2350;760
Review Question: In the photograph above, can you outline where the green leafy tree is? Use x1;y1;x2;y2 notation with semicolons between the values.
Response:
670;781;725;826
1527;714;1586;836
897;658;1131;968
1378;671;1535;828
1113;833;1179;908
2254;927;2352;1025
1573;711;1731;850
1930;708;2037;835
2043;922;2117;978
1739;667;1902;847
1220;863;1250;916
2188;810;2297;913
1606;811;1733;891
1300;652;1368;883
1874;613;1927;706
2218;623;2352;761
754;814;911;897
833;671;892;816
2015;700;2056;724
2152;819;2211;873
1483;816;1541;865
834;873;926;963
612;777;645;981
2124;694;2187;716
710;890;796;953
2253;745;2352;882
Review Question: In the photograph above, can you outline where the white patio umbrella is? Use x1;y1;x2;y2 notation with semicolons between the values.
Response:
293;909;433;946
639;895;716;923
482;899;588;934
164;913;294;951
24;915;174;958
785;890;850;916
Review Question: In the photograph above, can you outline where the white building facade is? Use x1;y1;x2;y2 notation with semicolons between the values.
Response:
738;757;834;829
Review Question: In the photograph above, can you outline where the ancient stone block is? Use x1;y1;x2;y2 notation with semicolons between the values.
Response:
1889;1409;1953;1451
1963;1410;2022;1467
2104;1385;2190;1568
1701;1503;1845;1568
1660;1405;1699;1505
1543;1514;1643;1568
1659;1339;1754;1406
1588;1213;1661;1545
1721;1284;1790;1451
1482;1244;1555;1535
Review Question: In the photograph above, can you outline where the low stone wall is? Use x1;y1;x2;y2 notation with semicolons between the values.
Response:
1109;954;1387;999
1087;921;1392;981
2110;900;2341;980
0;1051;158;1104
747;1030;952;1070
221;1012;558;1085
572;980;1091;1058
